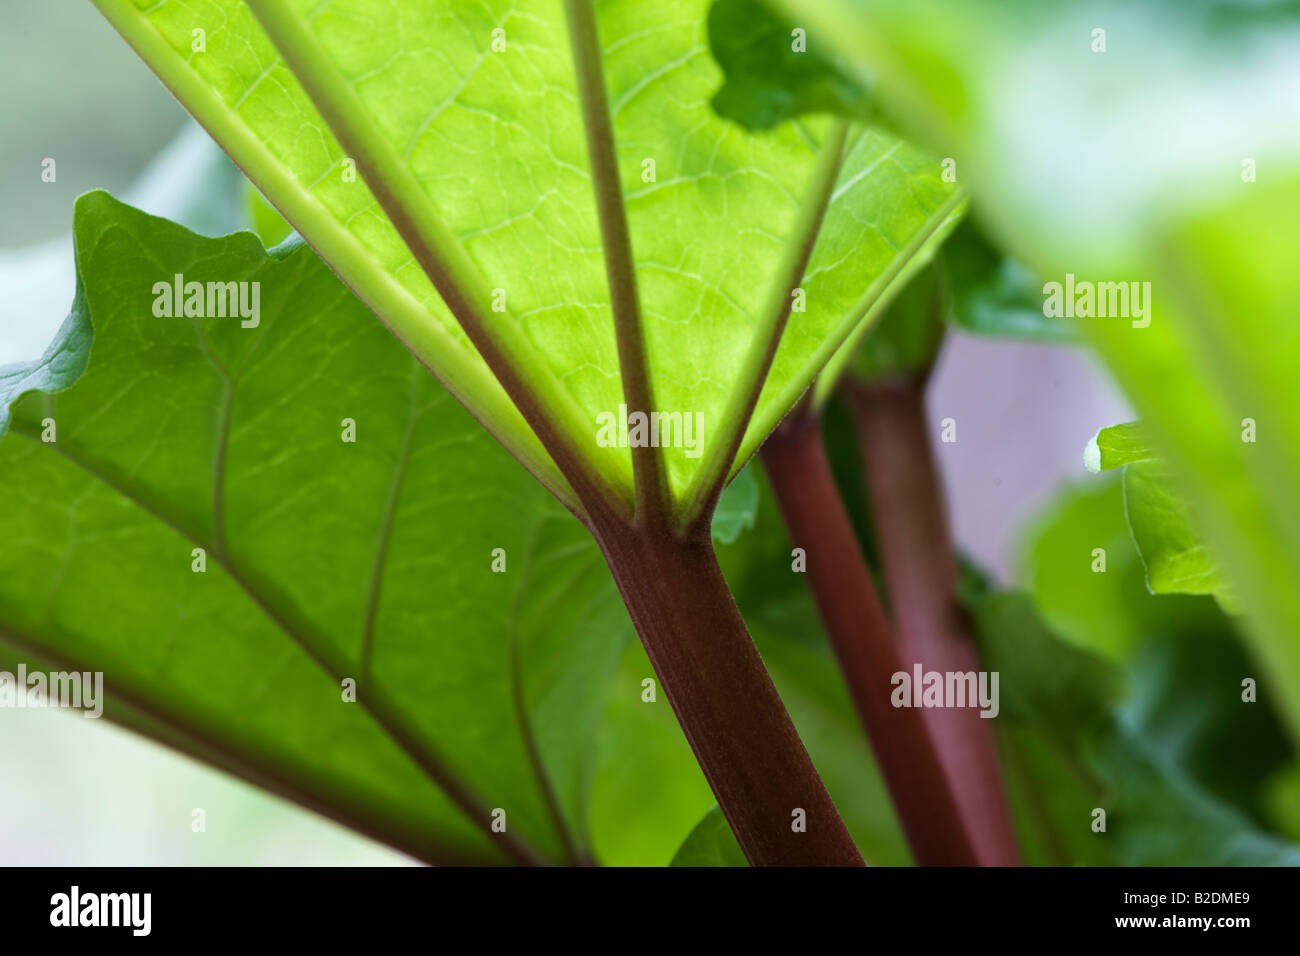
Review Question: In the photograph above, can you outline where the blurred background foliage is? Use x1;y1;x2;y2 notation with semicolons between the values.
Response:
756;0;1300;745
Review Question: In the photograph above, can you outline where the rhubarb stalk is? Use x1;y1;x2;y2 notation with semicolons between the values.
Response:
590;509;865;866
761;410;979;865
844;374;1020;865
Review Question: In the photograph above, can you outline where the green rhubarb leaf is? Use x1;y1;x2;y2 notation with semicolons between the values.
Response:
1124;460;1239;610
92;0;962;522
244;182;293;248
587;640;715;865
943;221;1067;343
707;0;873;130
1019;475;1212;663
1083;421;1155;474
971;589;1300;865
842;219;1060;386
806;143;965;406
670;805;747;865
0;191;640;866
847;259;944;381
0;287;91;440
971;592;1123;738
2;193;920;867
1082;422;1236;610
709;462;759;544
92;0;606;514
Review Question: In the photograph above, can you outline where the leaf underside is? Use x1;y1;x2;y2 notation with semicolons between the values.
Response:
0;193;634;865
0;195;919;867
90;0;961;522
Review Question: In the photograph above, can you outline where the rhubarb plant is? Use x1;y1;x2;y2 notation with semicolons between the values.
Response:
4;0;1297;868
1;0;970;866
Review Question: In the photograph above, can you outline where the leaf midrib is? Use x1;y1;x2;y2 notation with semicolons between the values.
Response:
247;0;634;520
87;1;578;514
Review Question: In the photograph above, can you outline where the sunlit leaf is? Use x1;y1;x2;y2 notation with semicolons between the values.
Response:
92;0;961;516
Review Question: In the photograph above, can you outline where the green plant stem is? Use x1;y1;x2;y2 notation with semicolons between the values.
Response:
760;411;979;866
844;374;1020;866
588;511;864;866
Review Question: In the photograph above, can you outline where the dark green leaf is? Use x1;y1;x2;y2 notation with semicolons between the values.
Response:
944;221;1069;343
1124;460;1238;610
848;261;944;380
1122;631;1292;827
0;287;90;439
970;586;1300;864
1081;424;1236;611
1019;475;1211;663
711;463;760;545
0;192;635;865
971;591;1123;736
1090;724;1300;865
670;805;748;866
708;0;874;129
